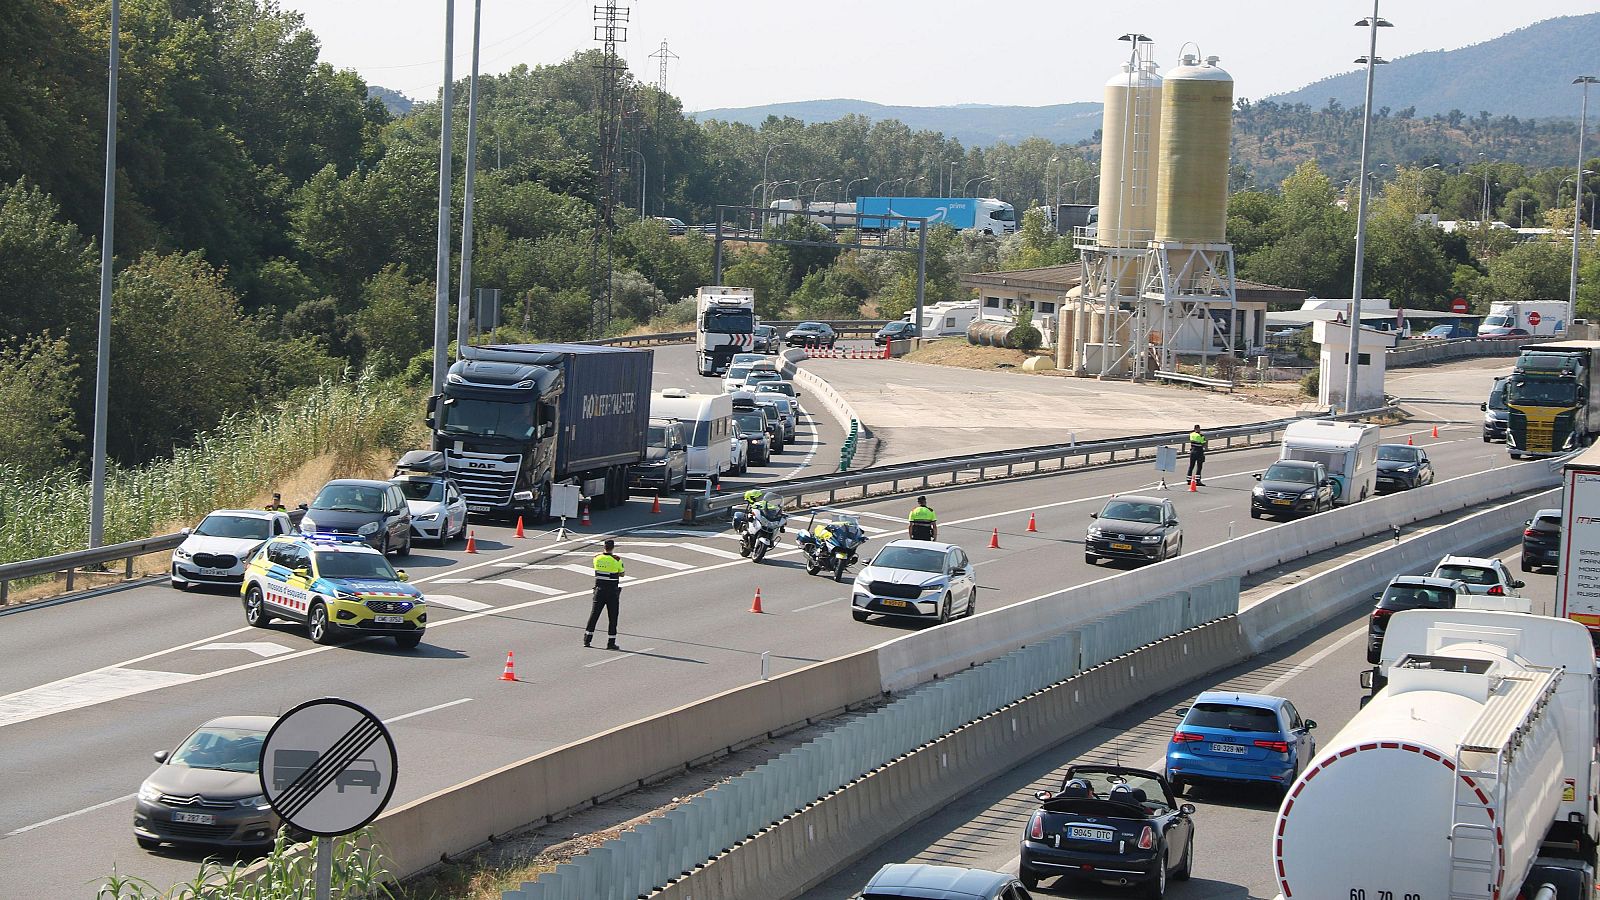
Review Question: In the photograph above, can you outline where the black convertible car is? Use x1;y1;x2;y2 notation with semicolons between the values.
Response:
1019;765;1195;897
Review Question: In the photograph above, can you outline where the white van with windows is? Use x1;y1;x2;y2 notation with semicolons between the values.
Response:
1278;420;1380;505
650;389;733;478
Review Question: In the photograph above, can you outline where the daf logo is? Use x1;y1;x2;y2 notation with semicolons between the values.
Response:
467;461;496;470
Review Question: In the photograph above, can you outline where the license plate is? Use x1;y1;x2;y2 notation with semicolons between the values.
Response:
173;812;215;825
374;615;405;624
1067;825;1115;842
1273;499;1295;506
1110;542;1133;551
880;599;908;608
468;505;491;513
200;568;232;577
1211;742;1248;755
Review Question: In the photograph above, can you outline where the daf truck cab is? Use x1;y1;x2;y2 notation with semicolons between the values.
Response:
1506;341;1600;458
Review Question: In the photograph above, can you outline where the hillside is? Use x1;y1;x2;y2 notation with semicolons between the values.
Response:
368;85;415;117
694;98;1102;147
1267;13;1599;118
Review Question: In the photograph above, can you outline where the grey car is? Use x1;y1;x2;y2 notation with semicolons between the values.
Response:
855;863;1035;899
297;479;413;556
134;715;278;850
1085;495;1182;565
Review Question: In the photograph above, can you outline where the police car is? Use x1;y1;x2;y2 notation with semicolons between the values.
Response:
239;535;427;648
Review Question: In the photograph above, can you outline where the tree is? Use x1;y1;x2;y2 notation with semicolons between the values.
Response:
0;334;81;477
1486;240;1572;301
0;179;97;348
353;265;434;377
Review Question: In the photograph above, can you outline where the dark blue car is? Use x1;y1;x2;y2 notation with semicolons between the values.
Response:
1164;691;1316;797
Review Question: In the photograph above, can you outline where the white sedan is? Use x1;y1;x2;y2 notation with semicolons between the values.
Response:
171;509;293;589
392;474;468;545
851;540;978;624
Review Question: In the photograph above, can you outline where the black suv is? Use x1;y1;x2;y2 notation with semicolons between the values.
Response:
1521;507;1561;572
1250;460;1334;518
875;320;920;345
1366;575;1466;664
785;322;837;348
1085;494;1182;565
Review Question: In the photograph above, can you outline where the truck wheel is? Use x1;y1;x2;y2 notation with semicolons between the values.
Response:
1510;451;1523;460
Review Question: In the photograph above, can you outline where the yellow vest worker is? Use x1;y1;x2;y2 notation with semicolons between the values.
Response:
585;539;625;650
1187;426;1207;485
908;496;937;540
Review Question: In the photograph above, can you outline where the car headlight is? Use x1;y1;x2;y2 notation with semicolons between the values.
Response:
921;583;947;595
1399;465;1417;473
1299;488;1317;499
298;517;316;533
336;590;359;601
174;547;192;560
358;521;380;536
138;783;161;802
238;793;270;810
416;513;439;522
1251;485;1265;497
1087;527;1103;539
1140;535;1162;543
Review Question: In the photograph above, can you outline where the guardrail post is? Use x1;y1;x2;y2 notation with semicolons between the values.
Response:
65;567;74;593
125;555;134;579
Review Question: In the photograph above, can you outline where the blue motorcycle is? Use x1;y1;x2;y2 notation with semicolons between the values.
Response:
797;514;867;582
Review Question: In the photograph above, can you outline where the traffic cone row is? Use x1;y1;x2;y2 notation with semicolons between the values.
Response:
466;530;478;553
749;587;764;614
499;651;517;682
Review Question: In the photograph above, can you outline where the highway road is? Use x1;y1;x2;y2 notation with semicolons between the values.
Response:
0;351;1522;895
801;537;1555;899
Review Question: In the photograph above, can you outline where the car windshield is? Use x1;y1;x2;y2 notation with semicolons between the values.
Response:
1485;315;1511;327
1379;584;1455;611
169;727;267;773
755;383;791;394
755;326;774;336
1264;464;1317;484
1488;385;1508;411
1427;326;1451;337
745;371;779;382
395;480;444;503
703;308;755;334
310;484;386;513
1062;770;1168;807
1378;446;1419;462
438;396;536;440
734;412;766;433
1100;501;1164;523
316;551;400;581
1508;379;1577;406
872;546;946;573
1434;564;1498;586
726;366;751;381
1183;702;1281;733
194;515;272;540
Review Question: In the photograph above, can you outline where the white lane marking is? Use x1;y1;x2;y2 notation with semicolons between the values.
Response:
491;579;562;596
617;553;694;571
0;668;198;728
5;793;137;837
791;597;844;613
584;647;658;668
777;410;821;479
433;578;476;584
859;524;889;534
1254;626;1368;696
426;594;493;612
384;697;473;724
671;542;745;560
193;642;294;658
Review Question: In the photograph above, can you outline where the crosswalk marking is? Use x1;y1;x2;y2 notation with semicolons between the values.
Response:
425;594;492;612
672;542;744;560
492;579;562;596
433;578;476;584
617;553;694;571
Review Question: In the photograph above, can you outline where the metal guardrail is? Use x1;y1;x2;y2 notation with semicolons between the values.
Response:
582;321;890;347
688;406;1397;521
1153;369;1233;391
0;533;185;603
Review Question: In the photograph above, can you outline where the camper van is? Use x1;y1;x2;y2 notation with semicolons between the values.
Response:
649;389;733;479
909;301;998;338
1279;420;1380;505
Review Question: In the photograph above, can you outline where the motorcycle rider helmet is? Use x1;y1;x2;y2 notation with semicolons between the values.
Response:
744;489;762;504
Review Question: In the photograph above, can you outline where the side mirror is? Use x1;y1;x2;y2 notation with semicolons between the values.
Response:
297;503;309;511
1479;402;1487;411
1089;512;1098;519
1372;592;1383;602
1034;790;1053;802
1174;706;1189;717
1179;803;1197;816
1305;720;1318;731
153;750;169;764
180;527;192;535
1166;519;1179;527
395;570;408;582
1512;580;1526;589
292;566;310;579
1252;473;1262;481
951;566;967;576
1359;669;1376;690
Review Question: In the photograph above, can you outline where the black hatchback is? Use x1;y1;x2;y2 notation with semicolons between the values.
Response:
1521;508;1562;572
786;322;837;348
875;320;920;345
1366;575;1465;664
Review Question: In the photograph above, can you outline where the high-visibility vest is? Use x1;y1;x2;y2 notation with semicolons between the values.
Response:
593;553;624;584
1189;432;1207;450
909;505;937;524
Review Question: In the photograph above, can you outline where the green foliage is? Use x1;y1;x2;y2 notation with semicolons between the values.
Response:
0;334;80;478
95;827;393;899
354;265;436;377
1486;240;1573;301
998;206;1074;271
1301;369;1320;398
1237;162;1355;299
0;178;97;351
1007;307;1042;350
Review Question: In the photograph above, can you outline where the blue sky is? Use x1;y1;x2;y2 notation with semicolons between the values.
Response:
279;1;1597;112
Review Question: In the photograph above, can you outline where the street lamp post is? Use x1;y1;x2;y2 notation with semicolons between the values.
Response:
843;176;867;202
1572;76;1597;311
626;149;647;217
961;175;985;196
1345;1;1392;414
813;179;840;203
946;161;958;198
455;0;483;353
431;0;456;394
761;142;792;214
89;0;121;547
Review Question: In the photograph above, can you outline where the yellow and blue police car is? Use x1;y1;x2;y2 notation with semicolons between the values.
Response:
239;535;427;648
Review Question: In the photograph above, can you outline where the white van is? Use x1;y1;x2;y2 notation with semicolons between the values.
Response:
1279;420;1380;505
650;389;733;478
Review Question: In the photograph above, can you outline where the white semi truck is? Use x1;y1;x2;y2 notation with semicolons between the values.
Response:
694;286;757;377
1276;609;1597;900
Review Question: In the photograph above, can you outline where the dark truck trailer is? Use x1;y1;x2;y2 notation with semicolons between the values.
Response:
429;343;652;520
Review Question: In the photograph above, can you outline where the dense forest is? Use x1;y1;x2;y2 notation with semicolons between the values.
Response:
1;0;1597;485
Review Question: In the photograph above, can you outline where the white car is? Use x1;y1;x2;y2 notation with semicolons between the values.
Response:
729;353;768;368
171;509;294;589
392;474;468;545
851;540;978;624
728;431;748;476
1430;554;1526;596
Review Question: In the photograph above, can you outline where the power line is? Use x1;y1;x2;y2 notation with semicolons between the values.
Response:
647;38;678;90
589;1;630;338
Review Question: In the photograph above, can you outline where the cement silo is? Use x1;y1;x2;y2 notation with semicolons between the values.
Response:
1155;55;1233;243
1095;61;1162;248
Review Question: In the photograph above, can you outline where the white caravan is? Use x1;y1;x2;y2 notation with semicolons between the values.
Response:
1279;419;1380;505
650;389;733;478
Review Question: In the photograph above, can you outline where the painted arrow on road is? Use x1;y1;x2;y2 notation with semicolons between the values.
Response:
193;642;295;657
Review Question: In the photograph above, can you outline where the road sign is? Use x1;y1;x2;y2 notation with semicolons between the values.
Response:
259;697;397;837
1529;311;1542;326
1451;297;1469;313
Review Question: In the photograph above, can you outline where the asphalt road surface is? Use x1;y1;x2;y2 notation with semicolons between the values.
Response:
0;351;1523;895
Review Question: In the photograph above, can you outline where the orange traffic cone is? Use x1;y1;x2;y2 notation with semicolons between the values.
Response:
580;502;591;526
1026;512;1038;533
651;492;661;515
1407;435;1414;446
514;516;525;539
1188;477;1198;492
1431;425;1439;438
989;527;1001;549
499;651;517;682
883;343;891;359
750;587;764;614
466;530;478;554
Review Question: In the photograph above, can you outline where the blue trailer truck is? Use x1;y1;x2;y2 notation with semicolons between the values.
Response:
855;196;1016;236
428;343;653;521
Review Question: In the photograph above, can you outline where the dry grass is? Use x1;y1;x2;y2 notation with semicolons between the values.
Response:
902;338;1047;371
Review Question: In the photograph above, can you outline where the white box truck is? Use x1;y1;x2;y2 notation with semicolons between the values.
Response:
1279;419;1381;505
1556;443;1600;644
1278;609;1598;900
1481;300;1571;337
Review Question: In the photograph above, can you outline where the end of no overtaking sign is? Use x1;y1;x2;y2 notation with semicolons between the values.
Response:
259;697;397;837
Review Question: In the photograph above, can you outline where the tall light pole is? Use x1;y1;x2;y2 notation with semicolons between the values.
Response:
455;0;482;353
962;175;985;196
626;148;646;217
1345;1;1391;414
1572;76;1597;311
431;0;456;393
843;176;867;202
906;175;926;196
875;177;896;195
760;142;792;213
1049;155;1060;210
813;179;840;203
946;161;958;198
89;0;121;548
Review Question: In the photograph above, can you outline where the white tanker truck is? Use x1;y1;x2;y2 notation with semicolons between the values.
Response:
1274;610;1597;900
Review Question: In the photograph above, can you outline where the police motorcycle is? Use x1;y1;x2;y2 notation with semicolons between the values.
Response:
797;512;867;582
732;490;787;562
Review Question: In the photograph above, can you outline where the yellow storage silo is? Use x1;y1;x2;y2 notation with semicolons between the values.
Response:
1155;55;1233;244
1096;61;1162;249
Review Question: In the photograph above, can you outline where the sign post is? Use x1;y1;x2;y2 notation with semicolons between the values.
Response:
259;698;398;900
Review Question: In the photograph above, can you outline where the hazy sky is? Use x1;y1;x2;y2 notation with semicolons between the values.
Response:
278;1;1596;111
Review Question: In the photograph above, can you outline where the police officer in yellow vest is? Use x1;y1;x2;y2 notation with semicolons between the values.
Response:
264;493;287;512
584;539;624;650
1187;425;1207;486
908;496;937;541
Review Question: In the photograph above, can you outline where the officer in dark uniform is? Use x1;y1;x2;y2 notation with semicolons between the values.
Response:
585;539;624;650
908;496;938;541
1187;425;1207;486
264;493;287;512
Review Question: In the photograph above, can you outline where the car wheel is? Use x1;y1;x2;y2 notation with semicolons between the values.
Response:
1019;869;1039;890
1169;775;1187;797
1173;538;1183;557
852;609;870;622
938;593;951;624
1174;835;1194;881
378;533;390;556
394;633;422;650
307;603;335;645
1143;850;1167;898
1250;508;1261;519
1521;557;1533;573
171;577;189;591
136;836;161;851
397;531;411;557
1085;553;1097;565
244;586;272;628
1510;452;1523;460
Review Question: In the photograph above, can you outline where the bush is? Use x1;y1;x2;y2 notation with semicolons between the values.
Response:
1300;369;1320;397
96;827;393;898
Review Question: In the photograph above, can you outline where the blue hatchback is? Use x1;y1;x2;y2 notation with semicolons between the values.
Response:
1164;691;1317;796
